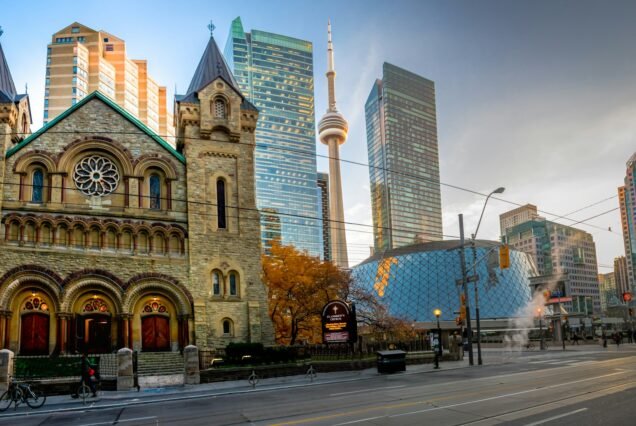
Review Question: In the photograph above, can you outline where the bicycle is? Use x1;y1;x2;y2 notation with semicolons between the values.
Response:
248;370;259;388
75;375;100;406
524;341;536;351
305;364;317;382
0;378;46;411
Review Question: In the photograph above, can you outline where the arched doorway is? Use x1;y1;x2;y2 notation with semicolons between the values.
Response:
76;298;112;354
19;297;51;355
141;301;170;351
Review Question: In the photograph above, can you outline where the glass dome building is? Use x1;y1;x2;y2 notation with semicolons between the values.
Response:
351;240;537;323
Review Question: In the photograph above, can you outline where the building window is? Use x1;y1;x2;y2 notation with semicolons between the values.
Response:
149;173;161;210
229;272;238;296
214;98;227;118
217;179;226;229
71;26;80;33
212;271;221;296
44;99;49;108
45;78;50;86
43;110;48;119
32;169;44;203
222;319;233;336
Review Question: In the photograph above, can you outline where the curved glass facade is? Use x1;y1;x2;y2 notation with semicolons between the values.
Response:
351;240;536;322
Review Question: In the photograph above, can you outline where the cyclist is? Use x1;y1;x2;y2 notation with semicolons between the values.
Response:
72;353;97;398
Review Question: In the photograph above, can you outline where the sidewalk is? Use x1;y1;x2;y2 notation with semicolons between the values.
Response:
0;358;471;416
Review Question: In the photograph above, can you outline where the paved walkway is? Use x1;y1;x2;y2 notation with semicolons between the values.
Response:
3;342;636;416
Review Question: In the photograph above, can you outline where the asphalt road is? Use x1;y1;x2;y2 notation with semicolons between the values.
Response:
2;349;635;425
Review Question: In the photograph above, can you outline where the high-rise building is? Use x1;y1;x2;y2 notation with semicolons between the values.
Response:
44;22;174;141
317;21;348;268
317;172;331;261
618;156;636;301
224;17;322;257
500;204;540;237
365;63;442;251
502;209;601;314
598;272;619;313
614;255;630;296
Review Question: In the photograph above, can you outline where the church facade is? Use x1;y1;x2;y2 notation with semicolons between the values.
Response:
0;31;274;355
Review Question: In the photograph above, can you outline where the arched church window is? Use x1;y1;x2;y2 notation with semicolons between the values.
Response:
23;297;49;312
214;98;227;119
222;319;233;336
73;155;120;197
83;298;109;313
217;179;226;229
149;173;161;210
32;169;44;203
229;272;238;296
142;301;168;314
212;271;221;296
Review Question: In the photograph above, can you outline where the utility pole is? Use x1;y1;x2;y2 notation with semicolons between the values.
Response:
459;214;474;366
470;240;483;365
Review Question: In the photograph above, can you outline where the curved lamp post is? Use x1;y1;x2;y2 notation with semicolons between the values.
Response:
471;186;505;366
433;309;442;369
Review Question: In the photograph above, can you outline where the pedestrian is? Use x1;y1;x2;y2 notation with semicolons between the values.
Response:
602;332;607;348
573;333;579;345
72;353;97;398
633;330;636;344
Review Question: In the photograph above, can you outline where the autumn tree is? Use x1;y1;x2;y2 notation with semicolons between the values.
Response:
262;240;351;345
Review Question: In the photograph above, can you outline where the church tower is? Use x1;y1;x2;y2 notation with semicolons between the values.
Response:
318;21;349;268
175;24;273;346
0;27;32;214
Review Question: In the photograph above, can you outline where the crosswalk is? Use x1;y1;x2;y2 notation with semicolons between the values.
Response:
528;358;597;367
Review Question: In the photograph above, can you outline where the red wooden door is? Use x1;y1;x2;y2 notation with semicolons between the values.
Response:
142;316;170;351
20;313;49;355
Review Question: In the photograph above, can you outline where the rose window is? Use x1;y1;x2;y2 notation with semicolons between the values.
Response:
73;155;120;196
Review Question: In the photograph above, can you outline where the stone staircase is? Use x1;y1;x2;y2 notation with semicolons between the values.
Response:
137;352;185;387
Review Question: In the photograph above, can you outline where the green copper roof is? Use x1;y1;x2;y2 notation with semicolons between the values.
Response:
6;91;185;164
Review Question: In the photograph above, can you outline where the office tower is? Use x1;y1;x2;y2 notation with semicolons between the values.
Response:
598;273;619;313
317;172;331;261
317;21;348;268
44;22;174;140
365;63;442;251
614;255;630;297
502;208;601;314
224;17;322;257
618;156;636;301
500;204;540;236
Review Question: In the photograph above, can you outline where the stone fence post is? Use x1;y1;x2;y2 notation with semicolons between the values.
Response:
184;345;200;385
0;349;14;393
117;347;134;391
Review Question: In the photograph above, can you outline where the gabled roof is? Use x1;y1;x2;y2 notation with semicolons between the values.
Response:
181;35;243;101
6;91;185;164
0;39;18;102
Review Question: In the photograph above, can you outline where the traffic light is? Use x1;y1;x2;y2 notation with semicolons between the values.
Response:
459;294;467;321
499;244;510;269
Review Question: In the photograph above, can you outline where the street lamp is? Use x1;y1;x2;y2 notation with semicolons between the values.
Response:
471;186;505;366
433;309;442;369
536;307;545;350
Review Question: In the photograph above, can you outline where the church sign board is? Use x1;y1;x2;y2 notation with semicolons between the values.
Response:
322;300;353;343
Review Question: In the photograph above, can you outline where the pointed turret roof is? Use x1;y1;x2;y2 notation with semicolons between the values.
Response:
182;32;241;101
0;29;19;103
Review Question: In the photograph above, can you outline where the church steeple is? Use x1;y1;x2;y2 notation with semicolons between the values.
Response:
182;21;242;101
0;27;19;103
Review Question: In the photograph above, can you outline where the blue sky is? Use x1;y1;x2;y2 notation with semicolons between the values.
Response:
2;0;636;267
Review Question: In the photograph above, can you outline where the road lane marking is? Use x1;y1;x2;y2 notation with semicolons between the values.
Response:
335;416;385;425
271;371;623;425
330;385;405;397
78;416;157;426
523;408;588;425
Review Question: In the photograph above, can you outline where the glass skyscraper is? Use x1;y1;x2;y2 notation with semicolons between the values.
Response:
365;63;443;251
224;17;322;256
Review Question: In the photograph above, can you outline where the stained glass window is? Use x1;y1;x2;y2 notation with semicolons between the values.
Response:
32;169;44;203
229;273;237;296
213;272;221;295
214;99;226;118
150;174;161;210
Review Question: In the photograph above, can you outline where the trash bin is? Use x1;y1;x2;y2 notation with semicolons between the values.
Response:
377;350;406;373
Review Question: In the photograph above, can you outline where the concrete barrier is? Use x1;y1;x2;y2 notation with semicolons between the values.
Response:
117;347;134;391
0;349;14;393
184;345;200;385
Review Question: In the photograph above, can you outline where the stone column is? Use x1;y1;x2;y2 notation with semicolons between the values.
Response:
120;314;131;350
117;347;134;391
183;345;200;385
0;349;14;393
58;313;71;354
3;314;11;350
0;312;5;349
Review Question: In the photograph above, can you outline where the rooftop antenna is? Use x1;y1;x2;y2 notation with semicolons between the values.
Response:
25;83;28;93
208;21;215;37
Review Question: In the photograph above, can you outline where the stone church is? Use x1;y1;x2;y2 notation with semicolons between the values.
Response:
0;31;274;355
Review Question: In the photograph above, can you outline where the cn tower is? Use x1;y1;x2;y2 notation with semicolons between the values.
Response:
318;20;348;268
